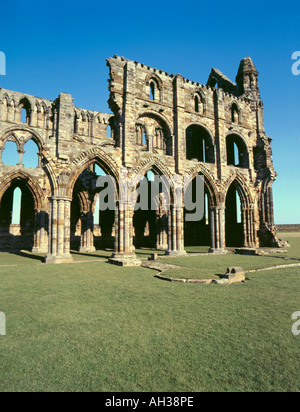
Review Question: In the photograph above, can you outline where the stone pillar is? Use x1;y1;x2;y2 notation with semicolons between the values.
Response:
156;208;168;251
165;205;186;256
80;211;96;253
209;206;226;254
245;206;257;248
32;210;48;254
243;208;249;247
17;149;25;167
46;196;73;264
109;201;141;266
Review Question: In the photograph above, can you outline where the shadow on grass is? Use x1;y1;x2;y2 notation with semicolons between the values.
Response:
7;250;45;263
71;250;113;260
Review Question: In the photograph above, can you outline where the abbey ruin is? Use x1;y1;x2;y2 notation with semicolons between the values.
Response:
0;55;283;265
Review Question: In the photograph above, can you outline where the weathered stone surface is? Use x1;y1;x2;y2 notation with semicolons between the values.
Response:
0;55;283;265
235;248;257;256
224;267;246;284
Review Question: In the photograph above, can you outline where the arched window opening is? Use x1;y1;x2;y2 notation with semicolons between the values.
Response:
133;170;169;250
225;184;244;247
136;125;147;147
150;82;156;100
2;141;19;166
234;142;239;166
195;95;199;113
19;98;31;125
94;164;106;176
107;125;112;138
184;177;212;249
74;114;78;134
236;191;242;224
226;134;249;168
142;132;147;146
231;104;240;123
205;193;209;225
12;187;22;225
23;140;39;168
154;128;167;153
21;109;27;124
186;125;215;164
71;162;116;252
0;181;35;251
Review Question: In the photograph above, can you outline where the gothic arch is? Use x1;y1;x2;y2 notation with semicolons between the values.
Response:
185;122;215;164
145;72;163;90
0;170;46;211
136;111;172;137
185;121;214;140
223;173;254;208
129;157;175;194
0;126;45;151
185;164;219;207
225;130;248;148
67;148;120;198
77;190;91;213
0;132;22;152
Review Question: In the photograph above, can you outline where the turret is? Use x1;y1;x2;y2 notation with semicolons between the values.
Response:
236;57;259;98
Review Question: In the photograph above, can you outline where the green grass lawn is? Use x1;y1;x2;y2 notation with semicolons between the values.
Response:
160;234;300;280
0;235;299;392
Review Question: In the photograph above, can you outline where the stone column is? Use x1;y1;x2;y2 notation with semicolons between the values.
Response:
46;196;73;264
109;201;141;266
32;210;48;254
246;206;257;248
156;210;168;251
80;211;96;253
165;205;186;256
209;206;226;254
243;208;249;247
17;149;25;167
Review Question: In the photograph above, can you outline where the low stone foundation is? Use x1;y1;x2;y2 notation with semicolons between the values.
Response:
108;258;142;267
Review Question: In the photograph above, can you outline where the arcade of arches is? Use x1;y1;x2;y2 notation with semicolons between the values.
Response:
0;55;285;265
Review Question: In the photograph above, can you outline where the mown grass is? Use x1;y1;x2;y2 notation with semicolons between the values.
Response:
0;235;299;392
161;235;300;280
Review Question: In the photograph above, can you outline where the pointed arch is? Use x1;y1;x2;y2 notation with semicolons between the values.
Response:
129;157;175;196
226;132;249;168
145;73;163;102
0;126;44;152
185;164;219;208
19;97;32;124
223;173;253;208
186;122;215;163
0;170;45;211
67;148;120;198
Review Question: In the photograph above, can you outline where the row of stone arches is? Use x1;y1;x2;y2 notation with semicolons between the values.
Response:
186;124;249;168
133;112;250;168
0;96;52;129
0;139;40;168
0;150;257;260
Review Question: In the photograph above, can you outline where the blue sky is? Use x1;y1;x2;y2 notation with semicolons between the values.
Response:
1;0;299;223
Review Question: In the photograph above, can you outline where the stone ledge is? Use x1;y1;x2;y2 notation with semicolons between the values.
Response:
108;258;142;267
45;254;74;264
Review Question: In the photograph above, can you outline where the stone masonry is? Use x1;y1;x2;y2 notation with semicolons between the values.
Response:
0;55;284;264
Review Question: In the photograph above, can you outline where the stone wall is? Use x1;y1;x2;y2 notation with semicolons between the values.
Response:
0;55;282;264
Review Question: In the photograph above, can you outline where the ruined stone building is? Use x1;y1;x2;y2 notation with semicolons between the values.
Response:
0;55;283;264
